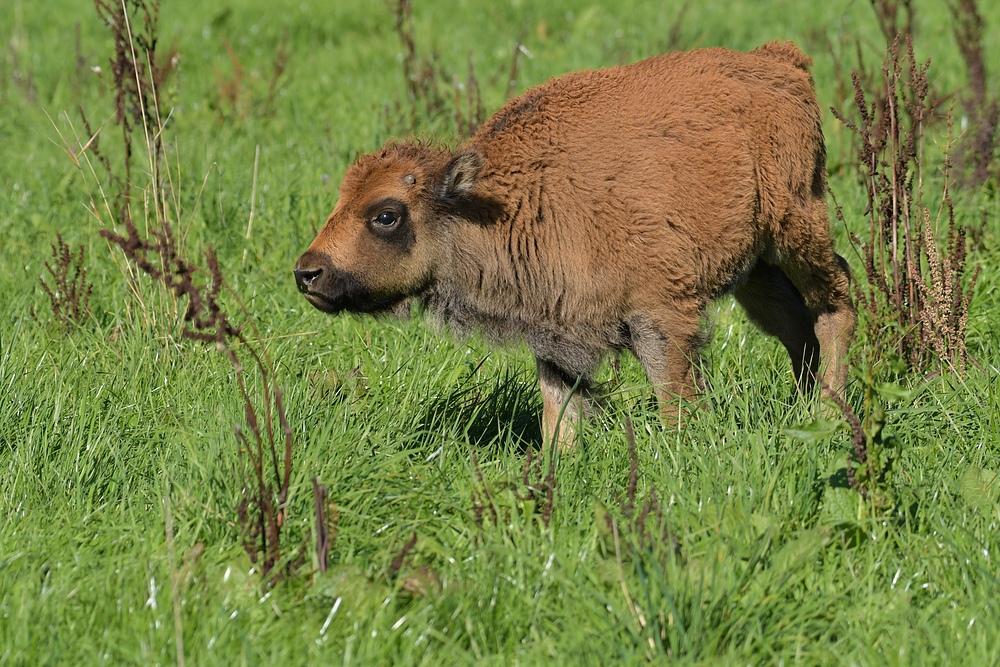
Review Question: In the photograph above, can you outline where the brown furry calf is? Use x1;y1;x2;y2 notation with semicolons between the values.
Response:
295;41;856;446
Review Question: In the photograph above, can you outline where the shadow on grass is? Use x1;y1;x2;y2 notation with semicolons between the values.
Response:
417;365;542;452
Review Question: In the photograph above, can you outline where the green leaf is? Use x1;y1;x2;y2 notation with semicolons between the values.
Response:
769;528;831;572
749;512;774;537
784;417;846;442
594;500;612;535
309;564;391;610
818;486;860;526
873;382;917;402
958;467;1000;515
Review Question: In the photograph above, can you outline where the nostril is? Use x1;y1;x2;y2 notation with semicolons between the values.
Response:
294;267;323;292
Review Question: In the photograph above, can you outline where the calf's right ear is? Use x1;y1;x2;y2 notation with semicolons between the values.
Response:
438;150;483;200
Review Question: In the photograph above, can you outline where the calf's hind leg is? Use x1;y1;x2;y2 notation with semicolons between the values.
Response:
808;252;855;392
734;261;820;393
773;204;856;394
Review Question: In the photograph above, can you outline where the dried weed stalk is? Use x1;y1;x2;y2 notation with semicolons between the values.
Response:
213;34;289;121
312;477;338;573
32;234;94;329
470;450;500;530
605;419;677;559
818;0;958;173
948;0;999;187
8;16;37;103
77;0;301;583
870;0;915;45
665;1;691;53
93;0;177;203
388;1;538;137
832;33;978;374
391;0;484;136
813;29;882;174
470;442;557;533
513;443;557;529
822;379;898;507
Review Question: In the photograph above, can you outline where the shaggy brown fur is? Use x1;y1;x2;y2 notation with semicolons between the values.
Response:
295;41;856;446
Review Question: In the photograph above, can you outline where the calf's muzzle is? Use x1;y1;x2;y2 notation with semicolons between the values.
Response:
293;250;346;314
293;250;331;292
293;267;322;292
294;249;397;315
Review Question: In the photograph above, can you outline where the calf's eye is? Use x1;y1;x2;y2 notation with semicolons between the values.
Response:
373;210;398;228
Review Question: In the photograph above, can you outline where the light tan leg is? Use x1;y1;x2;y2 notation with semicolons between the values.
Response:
537;359;592;450
772;201;856;395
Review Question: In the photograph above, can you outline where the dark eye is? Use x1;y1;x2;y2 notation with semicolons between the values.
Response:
372;210;398;228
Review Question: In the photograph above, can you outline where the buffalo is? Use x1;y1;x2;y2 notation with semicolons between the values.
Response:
295;41;856;446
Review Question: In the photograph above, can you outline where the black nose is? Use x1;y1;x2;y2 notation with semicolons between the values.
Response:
294;267;322;293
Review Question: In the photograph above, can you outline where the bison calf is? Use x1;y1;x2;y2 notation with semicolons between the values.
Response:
295;42;856;446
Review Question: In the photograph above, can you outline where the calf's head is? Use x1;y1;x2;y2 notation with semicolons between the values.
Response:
294;144;482;315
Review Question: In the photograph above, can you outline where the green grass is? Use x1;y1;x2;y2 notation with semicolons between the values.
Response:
2;0;1000;664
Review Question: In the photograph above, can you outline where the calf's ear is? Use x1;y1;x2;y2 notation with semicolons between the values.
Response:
438;150;483;200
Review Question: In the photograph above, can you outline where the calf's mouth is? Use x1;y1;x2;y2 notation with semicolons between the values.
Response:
293;252;408;316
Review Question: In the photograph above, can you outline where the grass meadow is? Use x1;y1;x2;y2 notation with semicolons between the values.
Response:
2;0;1000;664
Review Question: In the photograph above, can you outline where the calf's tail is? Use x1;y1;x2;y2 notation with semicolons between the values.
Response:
752;40;813;72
